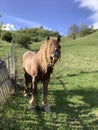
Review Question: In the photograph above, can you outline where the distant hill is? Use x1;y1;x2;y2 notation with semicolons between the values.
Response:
1;27;60;48
62;30;98;46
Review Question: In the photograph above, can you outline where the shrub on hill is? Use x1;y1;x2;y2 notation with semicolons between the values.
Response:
2;31;13;42
13;33;31;48
19;27;60;38
31;36;44;42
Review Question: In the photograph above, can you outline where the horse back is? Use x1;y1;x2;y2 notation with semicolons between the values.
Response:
23;51;37;74
23;51;36;61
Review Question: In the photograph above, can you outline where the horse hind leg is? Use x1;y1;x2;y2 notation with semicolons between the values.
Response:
23;70;31;96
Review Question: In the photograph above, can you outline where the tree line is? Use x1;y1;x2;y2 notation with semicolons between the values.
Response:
67;23;96;40
1;28;60;48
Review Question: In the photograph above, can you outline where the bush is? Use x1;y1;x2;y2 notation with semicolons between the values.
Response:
31;36;44;42
2;31;12;42
13;33;31;48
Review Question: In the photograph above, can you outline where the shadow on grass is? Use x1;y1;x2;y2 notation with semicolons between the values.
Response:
67;70;98;77
0;93;22;130
51;89;98;128
50;75;98;129
0;84;54;130
1;76;98;130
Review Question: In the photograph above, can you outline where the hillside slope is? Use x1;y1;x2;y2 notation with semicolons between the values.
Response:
56;31;98;77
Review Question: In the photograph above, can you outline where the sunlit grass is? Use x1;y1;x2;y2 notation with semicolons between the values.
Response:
0;40;11;59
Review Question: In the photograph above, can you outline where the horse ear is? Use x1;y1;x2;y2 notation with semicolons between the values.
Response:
47;36;50;42
57;36;60;42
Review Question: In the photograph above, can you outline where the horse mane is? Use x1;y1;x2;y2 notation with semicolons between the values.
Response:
38;39;51;73
37;36;61;73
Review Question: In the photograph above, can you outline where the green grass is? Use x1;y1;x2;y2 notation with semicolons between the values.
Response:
1;32;98;129
0;39;11;59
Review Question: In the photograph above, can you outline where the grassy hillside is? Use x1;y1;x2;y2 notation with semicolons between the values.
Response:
1;32;98;129
60;31;98;75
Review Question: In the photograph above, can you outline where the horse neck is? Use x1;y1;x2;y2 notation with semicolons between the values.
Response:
38;49;49;73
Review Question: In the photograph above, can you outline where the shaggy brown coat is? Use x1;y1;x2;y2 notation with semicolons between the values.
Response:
23;36;61;111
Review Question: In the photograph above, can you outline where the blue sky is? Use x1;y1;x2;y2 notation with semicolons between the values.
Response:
0;0;98;35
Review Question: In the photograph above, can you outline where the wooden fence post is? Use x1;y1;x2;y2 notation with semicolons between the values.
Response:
0;40;16;104
10;40;16;86
0;59;15;104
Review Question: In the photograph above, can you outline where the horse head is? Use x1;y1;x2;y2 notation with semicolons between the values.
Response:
46;36;61;66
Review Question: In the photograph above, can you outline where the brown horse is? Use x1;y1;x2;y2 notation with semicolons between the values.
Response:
23;36;61;111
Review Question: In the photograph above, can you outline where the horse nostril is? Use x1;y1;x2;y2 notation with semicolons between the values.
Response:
55;48;59;52
50;56;53;60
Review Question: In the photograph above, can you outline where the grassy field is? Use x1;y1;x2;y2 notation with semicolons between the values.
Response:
0;40;11;58
0;32;98;130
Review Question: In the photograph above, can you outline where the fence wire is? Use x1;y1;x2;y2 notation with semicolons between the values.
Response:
0;41;16;104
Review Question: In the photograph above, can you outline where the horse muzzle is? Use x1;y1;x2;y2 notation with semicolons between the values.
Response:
50;50;61;66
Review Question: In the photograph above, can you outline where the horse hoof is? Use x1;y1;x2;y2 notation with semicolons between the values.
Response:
23;92;31;97
23;91;28;97
23;93;28;97
42;104;51;112
28;104;37;112
44;105;51;112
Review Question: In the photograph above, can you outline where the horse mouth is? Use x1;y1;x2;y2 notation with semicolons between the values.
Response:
50;51;60;66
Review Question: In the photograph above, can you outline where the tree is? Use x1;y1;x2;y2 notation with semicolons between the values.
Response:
68;24;79;40
79;23;89;37
79;23;95;37
39;26;44;30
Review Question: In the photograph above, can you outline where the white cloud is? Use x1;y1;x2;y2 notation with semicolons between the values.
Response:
91;22;98;29
75;0;98;29
75;0;98;11
43;25;52;31
2;23;16;30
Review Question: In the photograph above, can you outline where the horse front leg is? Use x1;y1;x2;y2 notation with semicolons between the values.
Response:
42;79;51;112
29;76;37;109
